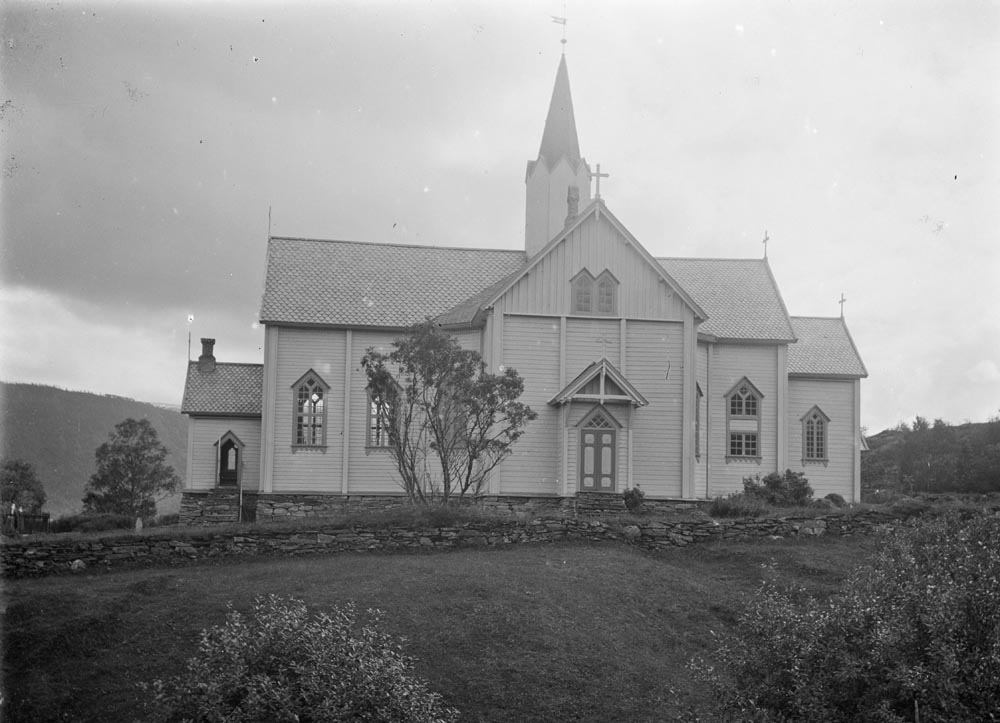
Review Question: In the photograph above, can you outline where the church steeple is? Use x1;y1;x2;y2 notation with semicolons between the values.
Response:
525;55;592;257
538;55;581;165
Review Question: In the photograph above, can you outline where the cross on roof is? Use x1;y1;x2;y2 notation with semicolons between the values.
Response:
839;293;847;317
762;230;769;259
590;163;609;198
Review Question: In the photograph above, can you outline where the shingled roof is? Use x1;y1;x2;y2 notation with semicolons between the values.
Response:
181;362;264;416
260;237;526;327
657;258;796;342
788;317;868;378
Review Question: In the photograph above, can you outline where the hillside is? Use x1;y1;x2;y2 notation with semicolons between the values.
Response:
0;382;187;517
862;417;1000;496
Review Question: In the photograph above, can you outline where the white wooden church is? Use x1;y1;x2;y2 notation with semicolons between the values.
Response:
181;53;867;520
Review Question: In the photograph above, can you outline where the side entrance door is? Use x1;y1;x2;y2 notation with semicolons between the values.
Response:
580;426;616;491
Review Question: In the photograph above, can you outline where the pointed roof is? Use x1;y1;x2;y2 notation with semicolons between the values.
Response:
657;257;796;342
549;358;649;407
537;54;581;165
788;316;868;378
182;362;263;417
260;237;525;327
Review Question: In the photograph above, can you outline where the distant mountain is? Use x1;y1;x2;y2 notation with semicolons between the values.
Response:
0;382;187;518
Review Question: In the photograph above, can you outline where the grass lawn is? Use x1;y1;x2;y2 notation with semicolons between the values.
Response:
2;535;873;722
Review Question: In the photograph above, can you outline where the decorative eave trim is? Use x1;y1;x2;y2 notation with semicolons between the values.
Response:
725;376;764;400
183;412;263;419
788;372;868;380
548;357;648;407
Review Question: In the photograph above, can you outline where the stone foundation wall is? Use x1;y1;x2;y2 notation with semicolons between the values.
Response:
179;490;709;526
3;508;912;579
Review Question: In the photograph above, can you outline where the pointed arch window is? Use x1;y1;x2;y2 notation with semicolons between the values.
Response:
571;268;618;316
801;406;830;464
367;388;393;448
726;377;763;462
292;371;329;447
215;431;244;487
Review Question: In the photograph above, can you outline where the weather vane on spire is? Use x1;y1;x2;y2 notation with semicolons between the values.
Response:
551;10;567;52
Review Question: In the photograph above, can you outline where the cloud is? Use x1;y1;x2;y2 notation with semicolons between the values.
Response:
967;360;1000;385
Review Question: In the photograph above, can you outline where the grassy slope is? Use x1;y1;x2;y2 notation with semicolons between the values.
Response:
1;536;872;722
0;382;187;517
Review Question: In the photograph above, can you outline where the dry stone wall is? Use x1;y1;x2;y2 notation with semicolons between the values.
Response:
3;509;908;579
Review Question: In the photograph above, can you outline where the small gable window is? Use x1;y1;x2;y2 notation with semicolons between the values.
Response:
801;406;830;464
293;371;329;447
572;269;594;313
596;272;618;315
726;377;763;462
367;389;392;448
571;269;618;316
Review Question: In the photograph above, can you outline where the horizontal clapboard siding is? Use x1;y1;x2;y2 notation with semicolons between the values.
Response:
626;320;684;496
788;378;857;501
707;344;780;496
566;318;621;370
498;214;685;319
272;328;346;492
500;315;561;494
188;417;262;491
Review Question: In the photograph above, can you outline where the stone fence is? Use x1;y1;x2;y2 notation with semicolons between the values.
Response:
2;508;911;579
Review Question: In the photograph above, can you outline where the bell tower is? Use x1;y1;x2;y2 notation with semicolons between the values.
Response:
525;53;592;257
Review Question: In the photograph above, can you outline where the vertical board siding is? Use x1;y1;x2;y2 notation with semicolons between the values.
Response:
788;378;857;501
272;328;347;492
626;320;684;496
188;417;262;491
499;215;684;319
347;330;404;493
500;315;561;494
695;344;709;495
706;344;780;496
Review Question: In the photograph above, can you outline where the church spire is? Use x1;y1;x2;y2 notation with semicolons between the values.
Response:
537;53;581;165
525;54;592;257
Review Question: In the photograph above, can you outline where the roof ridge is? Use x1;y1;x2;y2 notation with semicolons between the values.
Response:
657;256;767;262
269;236;525;255
791;315;843;321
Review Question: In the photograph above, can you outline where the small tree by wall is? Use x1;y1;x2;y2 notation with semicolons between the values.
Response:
361;321;537;504
1;458;47;513
82;418;180;517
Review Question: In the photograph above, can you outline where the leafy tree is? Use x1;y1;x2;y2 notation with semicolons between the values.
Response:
1;458;47;513
361;320;537;504
697;513;1000;722
82;418;180;517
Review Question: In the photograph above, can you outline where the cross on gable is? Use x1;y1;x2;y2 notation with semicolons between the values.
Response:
839;293;847;317
590;163;609;198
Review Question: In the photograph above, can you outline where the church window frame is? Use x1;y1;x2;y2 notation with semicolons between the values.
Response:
801;406;831;465
595;270;619;315
366;387;393;449
214;431;245;488
725;377;763;463
292;370;329;448
571;269;595;314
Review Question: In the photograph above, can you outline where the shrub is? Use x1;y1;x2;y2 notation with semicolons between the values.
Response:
823;492;847;508
696;512;1000;722
148;595;458;723
622;485;646;513
708;493;769;518
50;512;135;534
743;470;813;507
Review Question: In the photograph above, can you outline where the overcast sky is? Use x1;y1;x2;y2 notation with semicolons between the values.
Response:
2;0;998;434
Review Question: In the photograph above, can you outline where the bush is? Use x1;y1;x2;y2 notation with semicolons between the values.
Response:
148;595;458;723
823;492;847;508
743;470;813;507
622;486;646;513
50;512;135;534
696;512;1000;722
708;493;769;518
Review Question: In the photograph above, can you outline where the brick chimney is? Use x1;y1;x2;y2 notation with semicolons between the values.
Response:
198;338;216;372
565;185;580;226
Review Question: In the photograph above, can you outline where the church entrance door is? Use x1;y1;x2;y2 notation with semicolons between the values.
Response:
580;427;616;491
